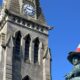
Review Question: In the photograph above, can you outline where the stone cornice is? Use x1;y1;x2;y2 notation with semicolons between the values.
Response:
5;9;53;30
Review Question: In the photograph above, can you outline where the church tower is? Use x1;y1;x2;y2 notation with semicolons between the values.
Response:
65;44;80;80
0;0;52;80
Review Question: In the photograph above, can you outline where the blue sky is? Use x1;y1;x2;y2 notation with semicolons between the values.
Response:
1;0;80;80
40;0;80;80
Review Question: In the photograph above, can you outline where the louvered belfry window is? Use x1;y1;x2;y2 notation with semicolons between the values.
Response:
24;35;31;61
34;38;39;63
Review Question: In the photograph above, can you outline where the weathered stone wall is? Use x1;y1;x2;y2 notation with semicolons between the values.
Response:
0;0;51;79
4;21;49;80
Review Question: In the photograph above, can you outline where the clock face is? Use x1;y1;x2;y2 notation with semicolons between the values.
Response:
23;4;35;16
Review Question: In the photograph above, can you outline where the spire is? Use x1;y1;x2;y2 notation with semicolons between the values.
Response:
3;0;20;13
9;0;20;13
76;44;80;52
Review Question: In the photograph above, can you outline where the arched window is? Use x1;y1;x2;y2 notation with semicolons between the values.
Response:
22;75;30;80
12;31;21;80
14;31;21;60
24;34;31;61
33;38;39;63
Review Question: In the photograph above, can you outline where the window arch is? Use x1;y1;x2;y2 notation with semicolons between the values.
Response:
14;31;21;60
33;37;39;63
22;75;30;80
24;34;31;61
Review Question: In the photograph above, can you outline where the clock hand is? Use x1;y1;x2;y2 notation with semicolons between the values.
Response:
27;8;32;10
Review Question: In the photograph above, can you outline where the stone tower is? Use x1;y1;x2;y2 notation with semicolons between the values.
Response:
0;0;52;80
65;44;80;80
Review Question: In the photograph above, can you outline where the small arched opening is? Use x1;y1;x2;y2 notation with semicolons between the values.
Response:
22;75;30;80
